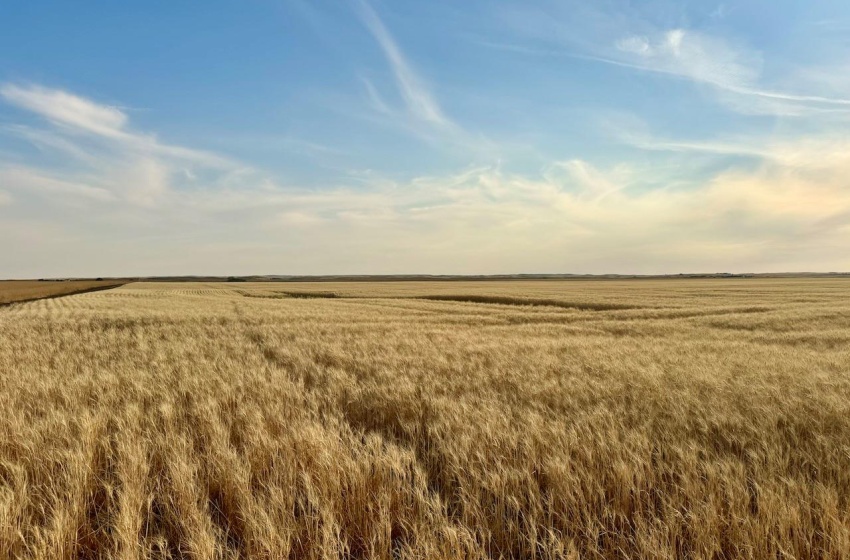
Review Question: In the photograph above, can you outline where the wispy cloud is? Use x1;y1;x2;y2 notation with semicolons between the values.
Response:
611;28;850;112
287;1;498;158
0;165;116;202
1;84;236;168
614;29;760;91
1;84;128;138
352;0;452;128
2;82;849;276
0;83;257;211
486;2;850;117
358;75;394;116
616;123;850;172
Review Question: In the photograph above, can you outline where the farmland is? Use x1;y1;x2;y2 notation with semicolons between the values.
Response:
0;280;126;306
1;279;849;559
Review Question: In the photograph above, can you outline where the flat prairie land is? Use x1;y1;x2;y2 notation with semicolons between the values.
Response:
1;279;849;559
0;280;125;305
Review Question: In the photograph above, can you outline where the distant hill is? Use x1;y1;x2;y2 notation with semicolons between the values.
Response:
9;272;849;282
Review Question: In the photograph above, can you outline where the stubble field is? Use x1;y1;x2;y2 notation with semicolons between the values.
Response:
0;281;126;306
1;279;849;559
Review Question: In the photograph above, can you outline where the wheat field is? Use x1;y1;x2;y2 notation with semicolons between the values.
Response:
1;279;849;559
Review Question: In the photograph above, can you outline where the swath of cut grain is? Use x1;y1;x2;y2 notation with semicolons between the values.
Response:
0;280;126;306
416;294;640;310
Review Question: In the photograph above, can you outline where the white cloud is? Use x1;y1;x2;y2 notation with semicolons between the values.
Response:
353;0;451;128
0;83;246;210
359;76;393;116
617;125;850;171
616;36;651;56
278;210;325;227
2;124;103;165
543;160;633;200
1;83;235;168
599;28;850;116
615;28;762;91
110;158;171;207
1;83;849;276
606;27;850;116
4;148;850;274
0;165;115;202
178;153;849;273
491;2;850;117
1;84;128;138
292;3;498;157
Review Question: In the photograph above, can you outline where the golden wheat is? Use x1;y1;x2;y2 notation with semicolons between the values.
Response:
1;279;849;559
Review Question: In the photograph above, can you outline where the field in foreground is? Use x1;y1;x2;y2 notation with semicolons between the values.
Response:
0;280;125;305
1;279;849;559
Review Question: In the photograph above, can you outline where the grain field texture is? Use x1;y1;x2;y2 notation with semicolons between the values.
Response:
1;279;849;559
0;281;126;306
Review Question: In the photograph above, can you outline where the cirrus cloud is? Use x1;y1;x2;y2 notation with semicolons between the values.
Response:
1;82;849;276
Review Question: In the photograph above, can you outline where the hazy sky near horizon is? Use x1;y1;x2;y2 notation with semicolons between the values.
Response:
2;0;850;277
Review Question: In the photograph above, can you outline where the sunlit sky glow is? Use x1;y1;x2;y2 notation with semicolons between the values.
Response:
2;0;850;277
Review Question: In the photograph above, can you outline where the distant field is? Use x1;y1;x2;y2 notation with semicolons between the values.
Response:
0;280;125;305
1;279;849;559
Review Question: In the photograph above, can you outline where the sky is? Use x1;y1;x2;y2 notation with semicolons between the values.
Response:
1;0;850;277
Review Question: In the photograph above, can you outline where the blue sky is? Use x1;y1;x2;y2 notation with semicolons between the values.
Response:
1;0;849;276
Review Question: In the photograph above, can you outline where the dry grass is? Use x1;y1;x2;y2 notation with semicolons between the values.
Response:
1;278;849;559
0;280;125;306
